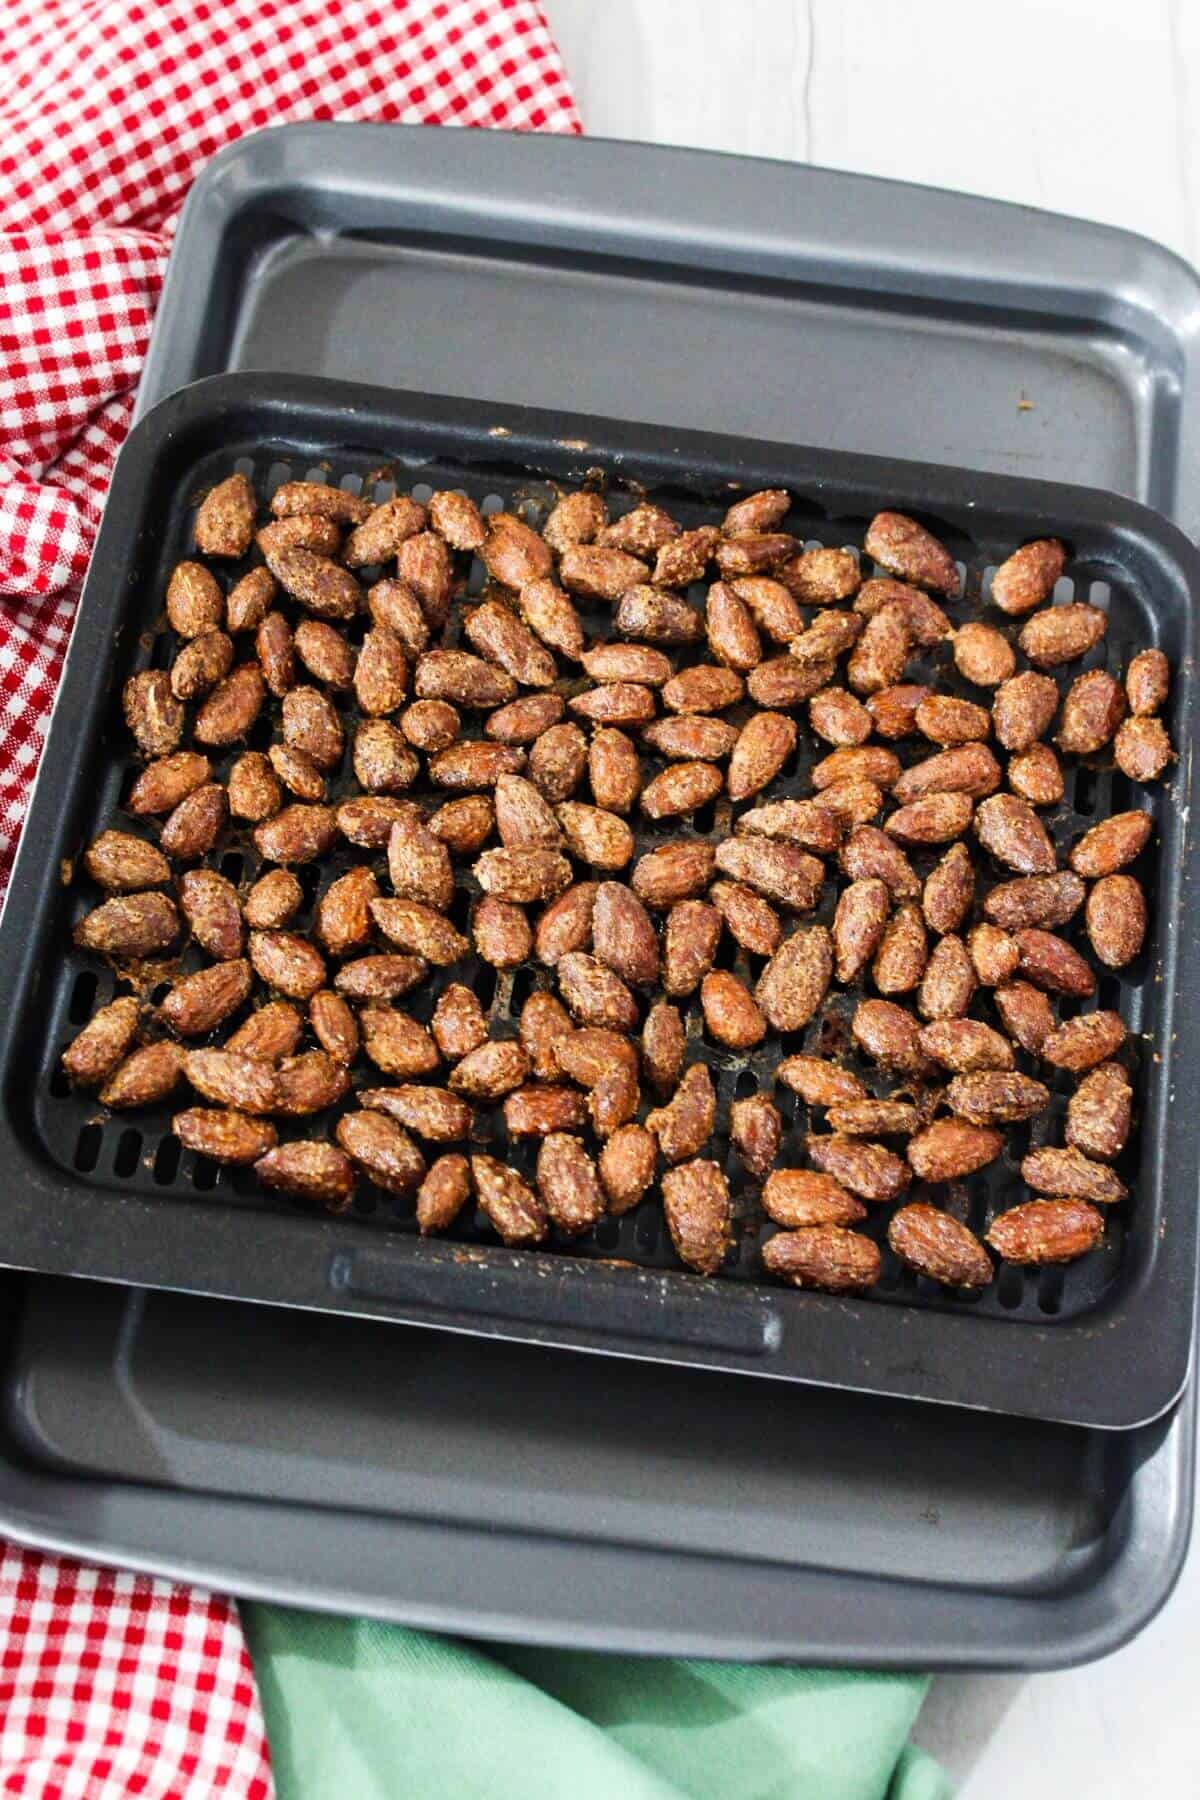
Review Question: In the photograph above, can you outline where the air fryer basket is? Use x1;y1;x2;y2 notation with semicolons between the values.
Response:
0;372;1195;1429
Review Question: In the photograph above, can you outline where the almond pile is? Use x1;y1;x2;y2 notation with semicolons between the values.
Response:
61;470;1173;1298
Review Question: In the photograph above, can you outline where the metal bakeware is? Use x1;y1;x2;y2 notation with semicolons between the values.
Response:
0;127;1196;1663
0;369;1195;1430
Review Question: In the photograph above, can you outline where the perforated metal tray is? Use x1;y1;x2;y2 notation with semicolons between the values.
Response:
1;369;1196;1429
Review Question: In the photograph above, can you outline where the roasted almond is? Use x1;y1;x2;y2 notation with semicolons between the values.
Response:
1085;874;1146;969
646;1062;717;1165
1021;1145;1126;1205
536;1133;605;1235
1040;1009;1126;1071
256;1142;356;1209
661;1158;732;1275
729;1094;783;1178
807;1133;911;1202
864;511;959;597
195;472;256;558
1066;1061;1132;1161
946;1071;1050;1125
762;1226;880;1292
1015;928;1096;997
889;1203;993;1287
907;1119;1003;1181
755;926;833;1032
986;1199;1103;1265
727;711;797;801
1019;602;1107;668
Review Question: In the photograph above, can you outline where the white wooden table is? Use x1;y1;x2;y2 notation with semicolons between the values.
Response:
541;2;1200;1792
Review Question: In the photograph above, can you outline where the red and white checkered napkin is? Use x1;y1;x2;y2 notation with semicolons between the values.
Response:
0;1;578;1792
0;0;580;895
0;1547;271;1798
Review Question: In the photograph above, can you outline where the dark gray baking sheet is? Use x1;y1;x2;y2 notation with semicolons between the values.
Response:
0;124;1195;1663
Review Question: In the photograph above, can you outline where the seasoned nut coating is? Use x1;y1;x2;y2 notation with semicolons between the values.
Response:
661;1159;732;1276
173;1109;277;1165
762;1227;881;1294
1069;811;1152;878
465;598;557;689
370;580;431;659
808;1133;911;1203
700;970;766;1048
1008;743;1064;807
1021;1146;1126;1205
537;1133;605;1236
1113;716;1174;783
487;694;564;745
727;711;797;801
1086;874;1146;968
159;960;252;1037
256;1142;356;1209
316;865;380;956
471;1154;547;1247
952;622;1015;688
761;1169;867;1228
907;1120;1003;1182
195;472;256;558
167;561;223;638
641;1000;686;1098
254;804;337;864
1067;1062;1132;1161
227;1002;303;1063
864;511;959;596
124;671;184;757
309;990;360;1064
398;532;453;625
714;837;823;910
1040;1009;1126;1071
589;728;642;813
127;751;210;817
342;495;427;566
194;662;266;746
249;929;326;1000
416;1154;472;1235
62;996;140;1087
1056;670;1126;755
888;1205;993;1288
946;1071;1050;1125
922;843;975;935
778;547;861;605
994;981;1056;1055
1015;928;1096;997
543;491;606;554
1126;648;1169;716
354;719;419;793
83;830;171;893
918;1018;1014;1074
504;1084;587;1138
100;1041;185;1109
992;671;1059;752
592;882;660;986
710;880;782;957
987;1200;1103;1265
990;539;1066;616
756;926;832;1032
161;783;227;860
228;752;282;824
982;871;1085;932
1018;603;1107;668
75;891;179;958
336;1111;425;1194
973;794;1056;874
170;623;236;704
599;1124;658;1215
647;1062;716;1165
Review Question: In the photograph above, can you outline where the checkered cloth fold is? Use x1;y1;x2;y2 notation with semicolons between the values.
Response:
0;2;578;1793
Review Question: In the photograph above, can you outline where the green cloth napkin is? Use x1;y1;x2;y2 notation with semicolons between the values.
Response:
242;1607;949;1800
